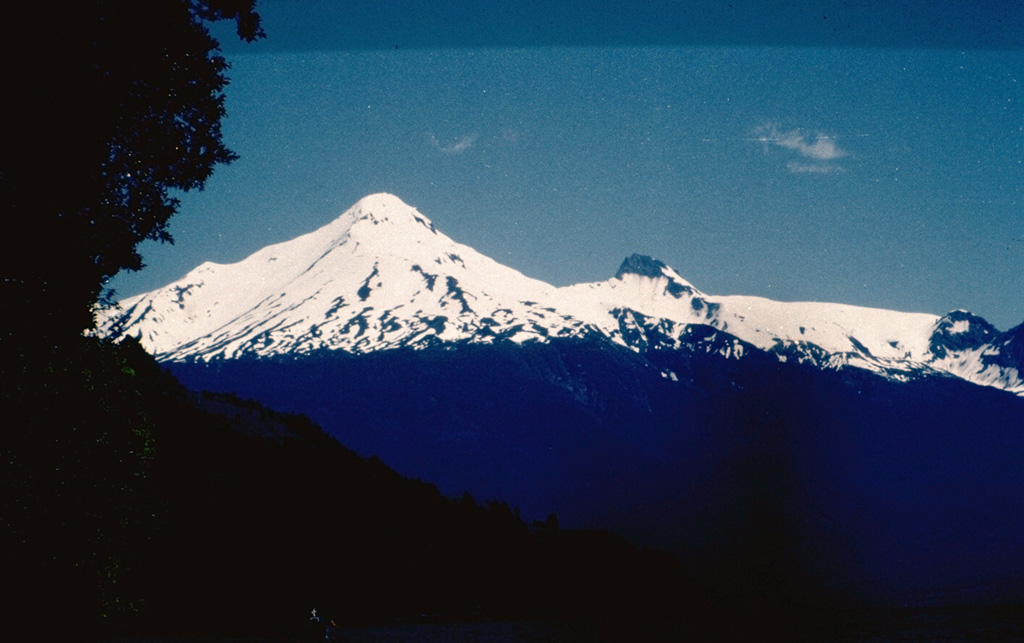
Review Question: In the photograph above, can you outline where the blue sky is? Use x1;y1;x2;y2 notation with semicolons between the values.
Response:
109;1;1023;329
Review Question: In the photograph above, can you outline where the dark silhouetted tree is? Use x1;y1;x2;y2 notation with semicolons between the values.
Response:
0;3;262;638
1;0;263;347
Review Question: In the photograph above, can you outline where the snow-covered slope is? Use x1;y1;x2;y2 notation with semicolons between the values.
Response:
925;311;1023;395
560;254;1021;395
561;254;937;358
102;194;599;360
98;194;1023;397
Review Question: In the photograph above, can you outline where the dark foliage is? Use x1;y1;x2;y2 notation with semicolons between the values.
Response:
1;337;170;637
0;0;262;344
0;2;263;635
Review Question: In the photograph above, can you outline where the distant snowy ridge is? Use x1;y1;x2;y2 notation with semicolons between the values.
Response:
98;193;1023;397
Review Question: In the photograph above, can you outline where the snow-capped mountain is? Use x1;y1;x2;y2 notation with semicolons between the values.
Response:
101;193;591;359
99;193;1023;397
98;194;1024;609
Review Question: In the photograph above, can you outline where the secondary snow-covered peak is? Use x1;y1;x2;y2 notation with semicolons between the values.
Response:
928;310;1000;357
616;254;673;280
614;254;700;297
557;255;712;332
923;313;1021;396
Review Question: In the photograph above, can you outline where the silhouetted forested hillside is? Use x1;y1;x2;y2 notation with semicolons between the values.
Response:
2;337;722;641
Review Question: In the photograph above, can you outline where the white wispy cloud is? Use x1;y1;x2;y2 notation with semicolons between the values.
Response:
754;123;848;173
787;161;845;174
429;133;478;154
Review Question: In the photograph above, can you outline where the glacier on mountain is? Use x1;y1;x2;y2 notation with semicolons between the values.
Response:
98;193;1023;397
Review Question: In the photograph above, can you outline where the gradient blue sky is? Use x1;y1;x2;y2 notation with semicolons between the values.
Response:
109;0;1024;329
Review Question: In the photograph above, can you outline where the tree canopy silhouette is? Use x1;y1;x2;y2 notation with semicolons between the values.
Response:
1;0;263;346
